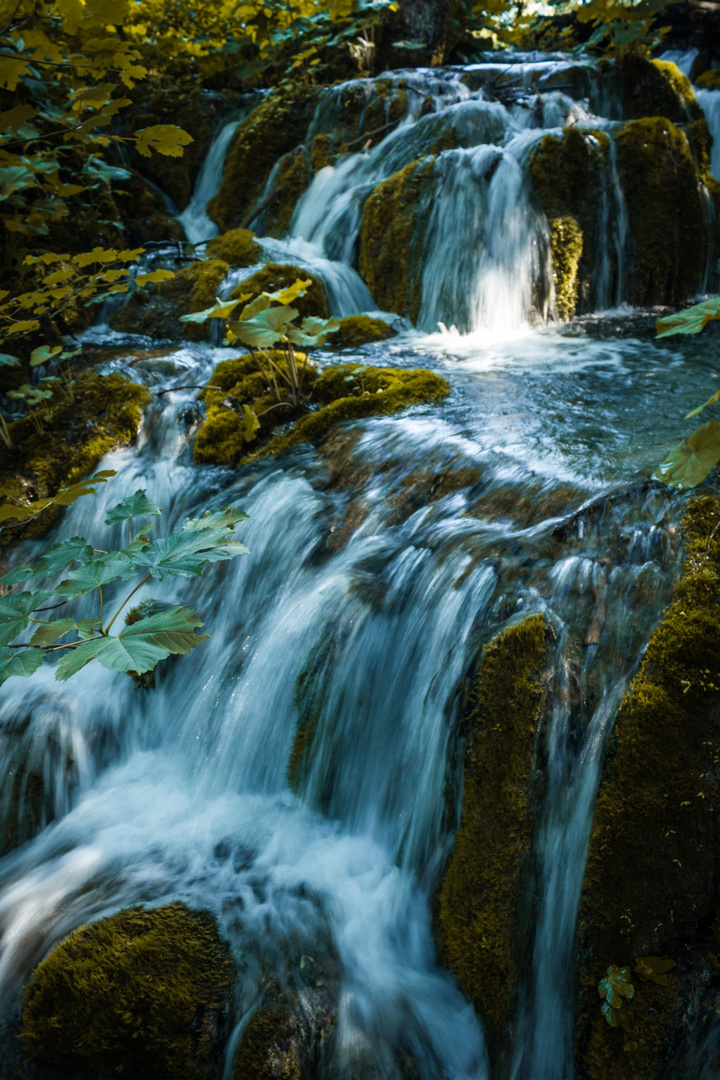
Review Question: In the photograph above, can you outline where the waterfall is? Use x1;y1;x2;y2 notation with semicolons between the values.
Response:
179;119;244;245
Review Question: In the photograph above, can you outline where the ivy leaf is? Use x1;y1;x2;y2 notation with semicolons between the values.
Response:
105;490;161;526
29;619;78;647
227;305;298;349
0;646;44;686
134;125;194;159
634;956;676;985
654;419;720;489
54;606;208;680
0;591;52;645
656;298;720;338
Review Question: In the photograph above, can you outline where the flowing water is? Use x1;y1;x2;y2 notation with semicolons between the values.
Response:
2;50;720;1080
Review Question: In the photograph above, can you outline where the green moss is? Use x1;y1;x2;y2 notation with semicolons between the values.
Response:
0;370;150;544
193;358;450;467
232;988;300;1080
207;87;318;232
576;495;720;1080
617;53;700;123
21;903;235;1080
615;117;706;306
438;615;550;1060
231;263;328;320
528;127;610;318
310;133;334;172
327;315;397;349
358;157;436;322
264;146;311;237
109;258;229;342
697;69;720;91
549;216;583;321
205;228;262;267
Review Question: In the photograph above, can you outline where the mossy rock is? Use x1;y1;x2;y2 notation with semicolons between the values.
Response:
312;78;409;149
0;369;150;544
575;496;720;1080
263;145;312;237
116;171;187;247
208;87;319;233
194;356;450;467
327;315;397;349
615;117;706;306
109;258;229;342
205;228;262;268
616;53;700;123
20;903;235;1080
231;263;328;320
697;68;720;90
358;157;437;323
437;614;550;1063
528;126;611;319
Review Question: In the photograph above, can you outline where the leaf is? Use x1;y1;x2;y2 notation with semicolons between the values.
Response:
0;502;38;523
0;591;52;646
654;419;720;489
34;536;94;576
0;57;29;92
686;389;720;420
29;619;78;647
0;646;44;686
136;269;175;286
131;508;249;580
634;956;676;986
243;405;260;442
55;552;139;598
287;315;341;348
598;965;634;1009
30;345;63;366
134;125;194;159
0;353;20;366
656;298;720;338
227;305;298;349
0;104;38;132
180;295;248;324
262;279;311;307
52;470;116;506
105;490;161;526
54;605;208;680
72;247;120;268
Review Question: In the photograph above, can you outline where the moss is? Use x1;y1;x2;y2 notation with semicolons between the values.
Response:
205;228;262;267
193;358;450;467
528;127;610;318
358;157;436;322
231;263;328;320
549;216;583;321
617;53;700;123
697;69;720;91
0;370;150;544
576;495;720;1080
20;903;235;1080
327;315;397;349
232;989;300;1080
437;615;550;1061
109;258;229;342
615;117;706;306
309;133;334;173
264;146;311;237
207;87;318;232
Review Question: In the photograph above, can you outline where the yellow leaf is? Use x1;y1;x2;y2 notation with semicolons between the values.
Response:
0;104;37;132
25;252;70;265
136;269;175;286
118;248;145;262
101;268;130;282
72;247;120;267
0;58;29;92
134;125;193;159
43;267;74;286
4;320;40;335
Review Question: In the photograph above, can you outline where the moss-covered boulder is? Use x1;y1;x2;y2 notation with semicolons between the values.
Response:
194;355;449;467
204;228;262;267
231;263;328;319
575;496;720;1080
697;68;720;91
358;157;436;323
0;369;150;544
615;116;706;307
437;615;550;1063
262;145;312;237
616;54;701;124
208;87;319;233
109;258;229;341
528;126;611;320
312;78;411;149
20;903;235;1080
327;315;397;349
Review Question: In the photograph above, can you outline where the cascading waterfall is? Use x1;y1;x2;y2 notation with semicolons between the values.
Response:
3;47;720;1080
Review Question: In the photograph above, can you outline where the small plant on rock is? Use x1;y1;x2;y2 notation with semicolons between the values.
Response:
598;964;634;1026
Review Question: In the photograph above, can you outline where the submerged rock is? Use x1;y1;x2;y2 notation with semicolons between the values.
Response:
109;258;229;342
576;495;720;1080
20;903;235;1080
437;614;551;1063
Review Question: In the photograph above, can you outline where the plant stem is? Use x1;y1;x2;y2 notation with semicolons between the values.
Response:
105;572;151;634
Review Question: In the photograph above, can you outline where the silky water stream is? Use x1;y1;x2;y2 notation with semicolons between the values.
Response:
2;53;720;1080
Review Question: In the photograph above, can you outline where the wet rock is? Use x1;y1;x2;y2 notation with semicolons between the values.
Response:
109;258;229;342
20;903;235;1080
205;228;262;268
326;315;397;349
615;54;701;124
231;264;328;320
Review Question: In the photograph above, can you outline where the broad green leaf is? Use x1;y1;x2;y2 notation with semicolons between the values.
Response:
54;606;207;680
634;956;676;986
105;490;161;526
35;536;94;576
52;470;116;506
0;646;44;686
262;279;311;307
76;619;102;639
131;508;249;580
0;591;52;646
686;389;720;420
0;353;20;366
656;298;720;338
30;344;62;366
0;565;34;585
180;295;249;324
29;619;78;647
654;418;720;489
227;305;298;349
287;315;340;348
55;552;138;598
598;965;634;1009
135;125;194;159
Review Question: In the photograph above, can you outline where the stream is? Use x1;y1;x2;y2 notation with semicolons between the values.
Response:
2;49;720;1080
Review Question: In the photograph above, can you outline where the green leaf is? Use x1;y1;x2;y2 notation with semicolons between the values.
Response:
0;591;52;645
654;418;720;489
227;305;298;349
29;619;78;646
35;536;94;576
287;315;340;348
634;956;676;986
0;502;38;524
105;490;161;526
131;508;249;580
52;470;117;506
30;344;62;366
180;295;249;324
0;353;21;366
136;269;175;286
685;389;720;420
656;298;720;338
0;646;44;686
262;279;311;307
55;552;139;598
54;606;208;680
243;405;260;442
598;965;634;1009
